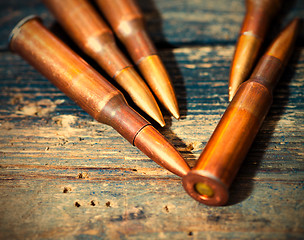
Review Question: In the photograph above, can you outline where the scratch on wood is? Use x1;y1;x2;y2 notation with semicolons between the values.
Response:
110;206;146;222
52;115;80;138
0;164;143;172
63;187;71;193
15;99;64;117
177;141;201;152
77;172;89;179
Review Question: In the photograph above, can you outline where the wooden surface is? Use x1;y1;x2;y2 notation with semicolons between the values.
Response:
0;0;303;239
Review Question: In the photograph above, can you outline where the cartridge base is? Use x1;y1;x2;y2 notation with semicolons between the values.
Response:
182;170;229;206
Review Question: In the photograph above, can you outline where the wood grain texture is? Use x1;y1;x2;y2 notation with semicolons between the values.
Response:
0;0;304;239
0;0;303;50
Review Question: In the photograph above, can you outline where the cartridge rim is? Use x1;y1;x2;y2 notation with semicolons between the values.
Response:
8;15;41;51
182;170;229;206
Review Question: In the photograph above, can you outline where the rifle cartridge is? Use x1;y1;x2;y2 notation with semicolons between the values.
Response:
43;0;165;127
229;0;282;101
183;19;299;205
95;0;180;119
9;16;190;177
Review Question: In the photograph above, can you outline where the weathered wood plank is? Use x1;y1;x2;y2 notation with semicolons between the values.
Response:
0;43;303;239
0;0;303;50
0;178;303;239
1;0;304;238
1;46;303;168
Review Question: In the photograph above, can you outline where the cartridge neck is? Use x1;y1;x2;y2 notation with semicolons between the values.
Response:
96;94;150;145
247;0;282;11
95;0;157;63
249;55;283;93
84;33;131;78
243;0;281;38
116;19;157;64
96;0;143;32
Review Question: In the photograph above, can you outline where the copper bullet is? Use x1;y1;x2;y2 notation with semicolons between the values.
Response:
183;19;299;205
9;16;190;177
43;0;165;127
95;0;180;119
229;0;282;101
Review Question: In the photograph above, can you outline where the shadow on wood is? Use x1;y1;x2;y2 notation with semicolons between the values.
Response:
138;0;188;121
227;48;301;205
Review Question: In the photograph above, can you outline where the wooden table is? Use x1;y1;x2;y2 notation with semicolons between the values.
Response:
0;0;303;239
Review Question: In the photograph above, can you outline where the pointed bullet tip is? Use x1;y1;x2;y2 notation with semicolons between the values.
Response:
228;86;237;102
114;67;165;127
134;125;190;177
228;95;233;102
229;34;263;101
156;117;166;127
138;55;180;119
167;106;180;120
172;111;180;120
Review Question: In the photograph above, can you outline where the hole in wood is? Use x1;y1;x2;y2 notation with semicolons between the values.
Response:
63;187;71;193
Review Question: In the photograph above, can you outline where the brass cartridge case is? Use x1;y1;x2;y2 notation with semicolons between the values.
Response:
9;16;190;177
95;0;180;119
43;0;165;127
229;0;282;101
183;19;299;205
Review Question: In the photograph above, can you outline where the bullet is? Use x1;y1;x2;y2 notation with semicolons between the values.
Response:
183;19;299;205
9;16;190;177
229;0;282;101
95;0;180;119
43;0;165;127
